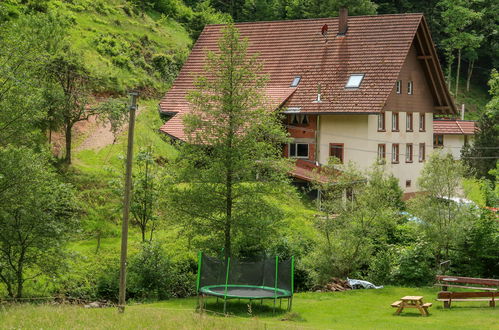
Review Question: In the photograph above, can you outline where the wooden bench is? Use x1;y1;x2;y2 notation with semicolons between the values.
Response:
435;275;499;308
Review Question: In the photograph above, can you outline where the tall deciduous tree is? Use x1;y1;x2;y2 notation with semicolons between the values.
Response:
439;0;483;97
409;151;473;266
167;24;290;259
0;146;77;298
462;69;499;180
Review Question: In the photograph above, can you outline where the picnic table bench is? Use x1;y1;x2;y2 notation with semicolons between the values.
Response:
391;296;432;316
435;275;499;308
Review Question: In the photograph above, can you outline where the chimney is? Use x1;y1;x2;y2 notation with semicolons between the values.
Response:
338;7;348;36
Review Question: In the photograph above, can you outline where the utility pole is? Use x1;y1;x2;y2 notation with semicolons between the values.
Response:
118;91;139;313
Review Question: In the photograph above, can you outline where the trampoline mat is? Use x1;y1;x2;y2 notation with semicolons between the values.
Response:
200;285;291;299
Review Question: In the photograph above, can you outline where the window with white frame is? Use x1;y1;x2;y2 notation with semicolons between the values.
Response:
377;144;386;160
405;143;413;162
392;112;399;131
396;80;402;94
392;144;399;163
408;81;413;95
289;143;309;158
406;113;413;131
378;113;386;131
419;143;425;162
419;113;426;131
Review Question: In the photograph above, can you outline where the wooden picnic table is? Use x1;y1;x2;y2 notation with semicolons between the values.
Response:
391;296;432;316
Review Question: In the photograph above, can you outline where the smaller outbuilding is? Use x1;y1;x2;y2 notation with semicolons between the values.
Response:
433;119;477;159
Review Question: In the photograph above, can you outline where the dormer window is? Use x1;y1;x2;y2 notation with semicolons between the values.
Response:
290;76;301;87
345;74;364;88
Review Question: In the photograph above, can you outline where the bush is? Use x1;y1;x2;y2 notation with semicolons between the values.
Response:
451;211;499;278
367;248;397;285
394;240;435;286
94;242;196;302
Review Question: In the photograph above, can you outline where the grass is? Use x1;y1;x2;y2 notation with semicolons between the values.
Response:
1;287;498;329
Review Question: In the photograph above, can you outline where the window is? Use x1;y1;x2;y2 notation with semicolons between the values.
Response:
434;134;444;147
377;113;386;131
392;144;399;163
406;113;413;132
290;76;301;87
377;144;386;160
396;80;402;94
289;114;309;126
419;143;425;162
405;143;413;163
408;81;413;95
406;180;411;188
289;143;309;158
345;74;364;88
329;143;344;163
419;113;426;132
392;112;399;132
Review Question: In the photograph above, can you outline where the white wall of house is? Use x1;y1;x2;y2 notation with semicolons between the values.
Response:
440;135;472;159
318;111;433;193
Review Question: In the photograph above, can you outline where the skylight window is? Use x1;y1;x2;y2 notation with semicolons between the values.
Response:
290;76;301;87
345;74;365;88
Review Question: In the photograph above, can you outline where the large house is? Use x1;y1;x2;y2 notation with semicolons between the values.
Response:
158;9;458;194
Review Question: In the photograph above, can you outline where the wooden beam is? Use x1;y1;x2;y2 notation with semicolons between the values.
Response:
434;106;449;111
417;55;432;60
419;17;457;114
414;26;442;106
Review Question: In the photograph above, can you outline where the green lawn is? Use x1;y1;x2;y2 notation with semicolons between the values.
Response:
1;287;498;329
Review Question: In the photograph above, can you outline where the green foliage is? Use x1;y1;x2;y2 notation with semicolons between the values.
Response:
166;24;290;259
394;240;435;286
452;211;499;278
462;69;499;180
306;163;404;283
0;146;78;298
409;151;474;264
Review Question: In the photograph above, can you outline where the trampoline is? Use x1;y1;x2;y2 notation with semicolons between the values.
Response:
196;253;294;314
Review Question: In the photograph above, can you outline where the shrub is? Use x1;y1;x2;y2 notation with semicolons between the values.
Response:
394;240;435;286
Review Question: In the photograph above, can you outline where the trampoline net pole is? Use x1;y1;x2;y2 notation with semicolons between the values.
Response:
196;251;202;293
223;257;230;314
291;255;294;295
273;255;278;313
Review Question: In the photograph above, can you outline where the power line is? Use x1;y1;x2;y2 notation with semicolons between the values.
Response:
284;124;499;150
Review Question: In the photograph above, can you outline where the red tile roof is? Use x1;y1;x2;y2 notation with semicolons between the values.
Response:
433;120;477;135
160;14;431;139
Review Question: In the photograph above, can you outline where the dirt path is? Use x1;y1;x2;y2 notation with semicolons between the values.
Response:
76;107;141;152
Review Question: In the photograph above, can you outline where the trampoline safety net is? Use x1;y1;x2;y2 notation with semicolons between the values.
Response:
197;253;294;299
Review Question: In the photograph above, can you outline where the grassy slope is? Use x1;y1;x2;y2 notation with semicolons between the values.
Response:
2;287;498;329
62;0;191;94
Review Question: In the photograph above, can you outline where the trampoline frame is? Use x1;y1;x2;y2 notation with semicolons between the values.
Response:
196;253;294;314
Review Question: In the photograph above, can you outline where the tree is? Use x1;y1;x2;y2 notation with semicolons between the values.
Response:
45;51;129;164
0;146;77;298
131;147;160;242
462;69;499;180
167;24;290;259
307;161;403;281
439;0;483;97
409;151;474;266
0;12;67;147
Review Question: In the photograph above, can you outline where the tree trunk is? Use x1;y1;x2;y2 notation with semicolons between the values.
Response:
224;170;232;261
466;59;474;92
455;49;461;98
16;265;23;299
141;225;146;242
447;57;452;91
65;123;72;164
